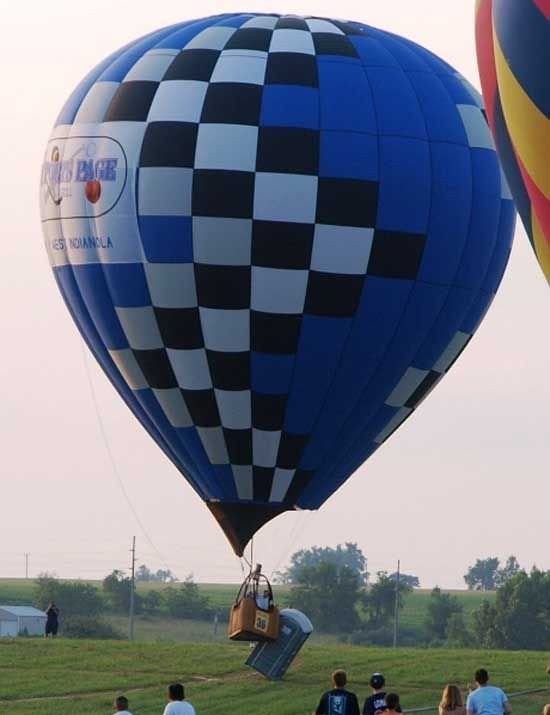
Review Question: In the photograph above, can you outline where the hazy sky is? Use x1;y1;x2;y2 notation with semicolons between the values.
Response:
1;0;548;589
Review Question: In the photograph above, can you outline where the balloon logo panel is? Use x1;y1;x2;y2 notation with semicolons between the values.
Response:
41;13;516;554
476;0;550;282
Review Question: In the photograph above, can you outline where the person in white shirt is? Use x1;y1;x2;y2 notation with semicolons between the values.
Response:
162;683;196;715
255;589;270;610
112;694;133;715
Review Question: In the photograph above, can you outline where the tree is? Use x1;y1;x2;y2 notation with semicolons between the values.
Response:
464;557;500;591
278;543;368;585
291;562;363;632
389;572;420;588
445;612;473;648
34;574;103;617
136;564;177;582
425;587;463;641
163;575;213;620
141;590;162;615
102;570;141;613
496;555;522;587
136;564;152;582
471;600;499;648
472;569;550;650
363;572;411;628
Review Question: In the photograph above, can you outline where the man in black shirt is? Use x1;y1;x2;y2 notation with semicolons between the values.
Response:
363;673;402;715
315;669;360;715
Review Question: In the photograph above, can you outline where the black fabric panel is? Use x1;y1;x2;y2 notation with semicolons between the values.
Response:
154;307;203;350
304;272;364;317
224;428;252;464
104;81;159;122
252;392;287;430
276;432;310;469
163;49;220;81
252;221;314;269
256;127;319;174
195;265;251;309
265;52;319;87
207;350;250;390
316;178;379;227
200;83;263;125
367;230;427;280
192;170;255;218
133;348;177;389
139;122;198;167
181;389;220;427
251;311;303;354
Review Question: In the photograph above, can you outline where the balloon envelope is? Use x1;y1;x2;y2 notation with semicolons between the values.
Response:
476;0;550;282
41;13;515;555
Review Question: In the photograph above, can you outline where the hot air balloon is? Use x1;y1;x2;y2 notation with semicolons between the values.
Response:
40;13;515;558
476;0;550;282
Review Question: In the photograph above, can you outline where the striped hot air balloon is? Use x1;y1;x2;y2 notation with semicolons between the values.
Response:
476;0;550;283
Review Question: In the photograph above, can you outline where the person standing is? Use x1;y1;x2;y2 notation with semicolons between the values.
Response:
112;695;133;715
44;602;59;638
466;669;511;715
439;684;466;715
363;673;402;715
314;669;360;715
162;683;196;715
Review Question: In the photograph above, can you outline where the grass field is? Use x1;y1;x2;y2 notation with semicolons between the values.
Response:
0;639;548;715
0;579;494;642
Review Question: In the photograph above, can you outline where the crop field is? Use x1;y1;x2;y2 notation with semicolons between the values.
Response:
0;639;548;715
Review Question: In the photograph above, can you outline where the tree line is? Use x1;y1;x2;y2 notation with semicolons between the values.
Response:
29;545;550;649
33;571;215;638
277;543;550;650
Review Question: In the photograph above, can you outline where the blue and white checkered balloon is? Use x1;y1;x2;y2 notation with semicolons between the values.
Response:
40;13;515;554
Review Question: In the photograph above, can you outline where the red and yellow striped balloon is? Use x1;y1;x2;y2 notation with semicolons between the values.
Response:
476;0;550;283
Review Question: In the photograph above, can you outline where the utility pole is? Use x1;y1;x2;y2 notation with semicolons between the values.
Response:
393;559;400;648
128;536;136;641
24;553;29;580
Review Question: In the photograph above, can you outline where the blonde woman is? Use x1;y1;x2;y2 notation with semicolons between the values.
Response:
439;684;466;715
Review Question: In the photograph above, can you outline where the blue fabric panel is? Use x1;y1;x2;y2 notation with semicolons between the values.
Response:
454;180;501;290
284;315;353;434
413;285;475;369
364;66;427;139
418;142;472;285
299;276;413;470
98;22;190;81
439;73;480;106
319;130;378;181
350;36;400;68
471;148;502;198
102;263;151;307
318;62;376;133
484;200;516;295
212;465;239;501
407;71;469;144
260;86;319;129
404;41;455;76
493;0;550;115
55;40;137;125
370;30;431;71
53;266;200;498
312;281;449;484
251;352;295;395
215;14;254;27
139;216;193;262
376;136;431;234
72;264;128;350
461;290;493;335
177;426;219;493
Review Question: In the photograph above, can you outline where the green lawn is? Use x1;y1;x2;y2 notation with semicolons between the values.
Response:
0;639;547;715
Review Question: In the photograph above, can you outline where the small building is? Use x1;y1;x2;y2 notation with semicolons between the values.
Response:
0;605;46;637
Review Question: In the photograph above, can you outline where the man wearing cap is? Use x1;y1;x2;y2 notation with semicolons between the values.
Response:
363;673;402;715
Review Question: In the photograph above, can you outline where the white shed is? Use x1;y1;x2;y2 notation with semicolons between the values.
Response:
0;606;47;636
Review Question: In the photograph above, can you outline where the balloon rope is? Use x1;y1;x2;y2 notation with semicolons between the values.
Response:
80;343;172;572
